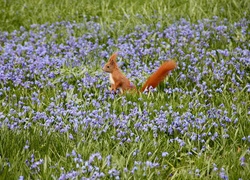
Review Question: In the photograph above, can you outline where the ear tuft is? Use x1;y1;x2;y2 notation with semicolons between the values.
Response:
109;52;118;62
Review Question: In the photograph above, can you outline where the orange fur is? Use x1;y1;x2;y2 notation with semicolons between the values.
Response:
141;60;177;92
103;52;177;94
102;52;136;93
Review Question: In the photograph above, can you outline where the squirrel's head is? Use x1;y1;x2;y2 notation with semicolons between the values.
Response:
102;52;118;73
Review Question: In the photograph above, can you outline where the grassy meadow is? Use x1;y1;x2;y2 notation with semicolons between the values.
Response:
0;0;250;179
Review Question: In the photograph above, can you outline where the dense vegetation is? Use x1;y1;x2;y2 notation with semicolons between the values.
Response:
0;0;249;179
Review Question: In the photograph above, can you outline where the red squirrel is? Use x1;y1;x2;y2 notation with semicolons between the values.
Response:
102;52;177;93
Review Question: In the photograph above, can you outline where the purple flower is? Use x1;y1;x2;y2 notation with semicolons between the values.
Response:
219;168;229;180
18;176;24;180
240;156;245;166
162;152;169;157
0;16;249;179
108;168;120;178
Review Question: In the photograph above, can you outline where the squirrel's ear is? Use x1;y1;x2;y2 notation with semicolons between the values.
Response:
109;52;118;62
110;59;114;65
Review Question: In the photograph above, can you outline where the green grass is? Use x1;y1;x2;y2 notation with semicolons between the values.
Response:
1;0;249;32
0;0;250;179
0;78;249;179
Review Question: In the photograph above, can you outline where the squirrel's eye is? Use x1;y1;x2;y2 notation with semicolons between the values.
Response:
107;66;109;68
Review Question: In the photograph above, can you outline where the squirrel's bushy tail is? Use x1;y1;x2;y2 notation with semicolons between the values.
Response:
141;60;177;92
